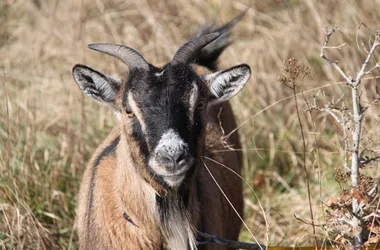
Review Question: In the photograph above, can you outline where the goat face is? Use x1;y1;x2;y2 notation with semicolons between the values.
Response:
72;33;251;189
122;65;207;187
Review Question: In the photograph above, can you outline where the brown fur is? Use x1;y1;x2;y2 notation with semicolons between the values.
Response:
77;65;243;250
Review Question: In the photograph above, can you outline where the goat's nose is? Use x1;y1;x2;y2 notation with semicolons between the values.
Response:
158;149;187;167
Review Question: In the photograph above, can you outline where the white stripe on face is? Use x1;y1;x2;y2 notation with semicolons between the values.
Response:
128;93;146;133
188;83;198;125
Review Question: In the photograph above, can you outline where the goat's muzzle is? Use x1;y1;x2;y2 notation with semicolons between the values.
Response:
148;129;194;187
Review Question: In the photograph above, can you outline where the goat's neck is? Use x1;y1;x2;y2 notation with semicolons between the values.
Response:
115;133;199;250
114;133;157;226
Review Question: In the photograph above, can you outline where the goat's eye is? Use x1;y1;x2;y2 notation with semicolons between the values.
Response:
126;110;135;118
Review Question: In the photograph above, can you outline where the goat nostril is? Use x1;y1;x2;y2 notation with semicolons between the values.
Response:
163;154;173;162
157;149;187;166
173;151;186;164
157;151;172;162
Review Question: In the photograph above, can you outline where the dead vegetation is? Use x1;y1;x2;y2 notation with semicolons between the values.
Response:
1;0;380;249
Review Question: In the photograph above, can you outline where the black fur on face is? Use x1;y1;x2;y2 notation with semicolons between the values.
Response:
121;63;208;187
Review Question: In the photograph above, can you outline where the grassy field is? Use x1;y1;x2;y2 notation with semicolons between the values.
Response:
1;0;380;249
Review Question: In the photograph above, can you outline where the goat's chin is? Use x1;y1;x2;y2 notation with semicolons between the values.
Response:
148;159;193;188
162;174;186;187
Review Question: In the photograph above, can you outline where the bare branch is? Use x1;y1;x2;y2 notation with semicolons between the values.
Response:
354;40;380;86
362;96;380;113
293;214;326;227
319;25;380;249
324;43;347;50
363;212;380;221
368;181;380;197
323;106;344;125
356;23;364;52
320;27;353;84
364;63;380;75
359;155;380;167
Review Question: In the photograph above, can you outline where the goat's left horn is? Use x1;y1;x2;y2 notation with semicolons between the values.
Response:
88;43;149;71
171;32;220;65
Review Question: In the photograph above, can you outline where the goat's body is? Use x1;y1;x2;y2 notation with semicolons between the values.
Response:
74;12;250;250
77;101;243;249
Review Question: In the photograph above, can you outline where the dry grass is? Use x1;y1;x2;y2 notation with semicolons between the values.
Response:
1;0;380;249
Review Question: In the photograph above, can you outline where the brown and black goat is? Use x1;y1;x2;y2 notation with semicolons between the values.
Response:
72;15;251;250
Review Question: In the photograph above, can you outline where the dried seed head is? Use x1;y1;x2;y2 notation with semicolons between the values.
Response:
278;58;311;88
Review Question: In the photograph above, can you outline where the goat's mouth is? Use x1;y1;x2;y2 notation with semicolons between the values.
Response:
157;173;187;187
148;156;194;187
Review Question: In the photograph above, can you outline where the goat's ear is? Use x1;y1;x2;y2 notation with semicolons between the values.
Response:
72;64;122;110
205;64;251;106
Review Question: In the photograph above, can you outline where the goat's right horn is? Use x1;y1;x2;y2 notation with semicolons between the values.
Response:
88;43;149;71
171;32;221;65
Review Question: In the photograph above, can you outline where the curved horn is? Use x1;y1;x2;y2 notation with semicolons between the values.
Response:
88;43;149;71
171;32;220;65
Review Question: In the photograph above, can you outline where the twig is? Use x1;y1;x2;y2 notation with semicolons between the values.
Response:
362;96;380;113
307;98;352;172
309;105;344;126
320;27;353;84
354;39;380;87
368;181;379;197
364;63;380;75
362;212;380;221
198;232;266;250
294;214;326;227
359;156;380;166
323;43;347;50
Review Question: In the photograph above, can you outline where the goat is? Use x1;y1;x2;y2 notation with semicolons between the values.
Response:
72;13;251;250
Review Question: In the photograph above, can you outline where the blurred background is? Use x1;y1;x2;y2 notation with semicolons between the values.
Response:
1;0;380;249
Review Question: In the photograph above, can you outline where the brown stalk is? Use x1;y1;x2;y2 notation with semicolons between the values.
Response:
291;79;318;249
279;59;317;248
